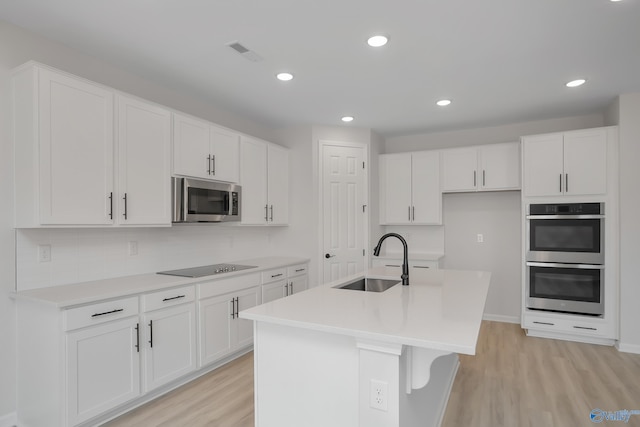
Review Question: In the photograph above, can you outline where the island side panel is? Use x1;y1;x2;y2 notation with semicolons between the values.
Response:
253;321;359;427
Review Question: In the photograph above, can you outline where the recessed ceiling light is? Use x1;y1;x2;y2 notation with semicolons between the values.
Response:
276;72;294;81
367;35;388;47
566;79;586;88
341;116;354;122
436;99;452;106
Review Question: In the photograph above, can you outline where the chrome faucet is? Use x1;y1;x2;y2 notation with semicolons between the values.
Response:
373;233;409;286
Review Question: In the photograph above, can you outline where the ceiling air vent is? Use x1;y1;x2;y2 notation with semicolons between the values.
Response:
227;41;263;62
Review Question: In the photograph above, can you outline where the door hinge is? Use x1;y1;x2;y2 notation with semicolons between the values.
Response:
362;161;365;169
362;204;367;213
363;249;365;256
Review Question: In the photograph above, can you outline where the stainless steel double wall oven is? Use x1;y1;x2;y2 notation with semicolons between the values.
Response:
525;202;604;316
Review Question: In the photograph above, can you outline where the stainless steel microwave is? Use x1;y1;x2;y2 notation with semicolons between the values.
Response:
172;177;241;223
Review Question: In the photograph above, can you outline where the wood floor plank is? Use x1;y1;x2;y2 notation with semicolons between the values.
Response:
104;322;640;427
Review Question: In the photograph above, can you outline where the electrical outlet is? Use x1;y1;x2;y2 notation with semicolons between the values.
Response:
128;241;138;256
477;233;484;243
369;379;388;411
38;244;52;262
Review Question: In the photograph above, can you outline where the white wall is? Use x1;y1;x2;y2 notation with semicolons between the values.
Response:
617;93;640;352
382;114;605;321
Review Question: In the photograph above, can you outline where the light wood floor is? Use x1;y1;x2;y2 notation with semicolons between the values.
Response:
104;321;640;427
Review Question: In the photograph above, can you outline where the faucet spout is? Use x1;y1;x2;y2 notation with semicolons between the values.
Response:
373;233;409;286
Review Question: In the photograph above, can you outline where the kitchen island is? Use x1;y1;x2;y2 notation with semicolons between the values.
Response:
240;266;491;427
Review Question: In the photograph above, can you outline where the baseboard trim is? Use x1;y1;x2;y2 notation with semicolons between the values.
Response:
0;412;17;427
482;314;520;324
616;341;640;354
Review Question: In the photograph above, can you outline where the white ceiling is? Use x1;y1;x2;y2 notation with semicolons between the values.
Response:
1;0;639;137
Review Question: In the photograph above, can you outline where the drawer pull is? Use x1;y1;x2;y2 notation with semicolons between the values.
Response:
271;273;283;278
91;308;124;318
295;268;305;273
162;295;186;302
413;266;430;269
385;264;401;267
573;326;597;331
533;321;555;326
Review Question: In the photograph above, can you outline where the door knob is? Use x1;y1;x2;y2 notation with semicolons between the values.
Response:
325;253;335;259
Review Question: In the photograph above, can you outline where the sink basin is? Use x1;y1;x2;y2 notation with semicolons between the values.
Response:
335;278;400;293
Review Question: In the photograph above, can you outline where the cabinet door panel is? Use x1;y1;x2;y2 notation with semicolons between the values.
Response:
173;113;210;179
479;142;520;191
523;134;564;197
411;151;441;224
143;303;197;392
39;68;114;224
441;148;478;192
199;295;233;366
290;275;308;295
262;280;287;303
210;126;240;183
118;95;171;225
240;138;268;224
235;287;259;348
563;129;607;196
379;154;412;224
66;317;140;425
267;145;289;224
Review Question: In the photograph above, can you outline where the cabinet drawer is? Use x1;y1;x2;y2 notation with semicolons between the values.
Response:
262;268;286;284
64;296;139;331
142;285;196;312
287;264;308;277
524;314;608;338
199;272;261;300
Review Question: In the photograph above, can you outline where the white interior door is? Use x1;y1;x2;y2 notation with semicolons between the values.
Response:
321;143;367;283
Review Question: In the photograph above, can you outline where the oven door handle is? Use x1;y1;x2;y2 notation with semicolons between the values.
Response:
525;214;604;220
526;262;604;270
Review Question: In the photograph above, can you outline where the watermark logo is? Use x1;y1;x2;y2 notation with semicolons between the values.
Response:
590;408;640;423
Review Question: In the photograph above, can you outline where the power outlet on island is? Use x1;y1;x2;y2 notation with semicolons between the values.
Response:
369;379;388;411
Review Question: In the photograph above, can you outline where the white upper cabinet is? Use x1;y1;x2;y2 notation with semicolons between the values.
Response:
442;142;520;193
523;128;608;197
117;95;171;225
379;151;441;225
173;113;240;183
14;64;115;226
240;137;289;225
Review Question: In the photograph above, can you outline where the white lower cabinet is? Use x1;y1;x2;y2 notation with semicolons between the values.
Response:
66;316;141;426
198;274;261;367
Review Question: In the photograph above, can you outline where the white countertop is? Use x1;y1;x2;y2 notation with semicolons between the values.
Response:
240;266;490;355
14;256;309;308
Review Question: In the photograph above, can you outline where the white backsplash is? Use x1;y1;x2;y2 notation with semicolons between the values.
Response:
375;225;445;257
16;226;283;291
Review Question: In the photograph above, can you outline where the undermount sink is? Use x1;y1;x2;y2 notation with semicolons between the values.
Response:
335;278;400;293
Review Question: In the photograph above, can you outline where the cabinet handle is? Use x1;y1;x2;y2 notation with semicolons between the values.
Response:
135;323;140;353
123;193;128;220
284;283;289;296
295;268;305;273
270;205;274;222
559;174;563;193
212;155;216;175
565;173;569;193
271;273;283;278
207;155;211;175
473;170;477;187
413;265;430;269
483;170;486;187
573;325;597;331
162;295;185;302
148;320;153;348
289;282;293;295
385;264;401;267
412;206;415;221
108;192;113;219
230;298;236;319
265;205;269;222
533;321;555;326
408;206;411;221
91;308;124;318
235;297;239;317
